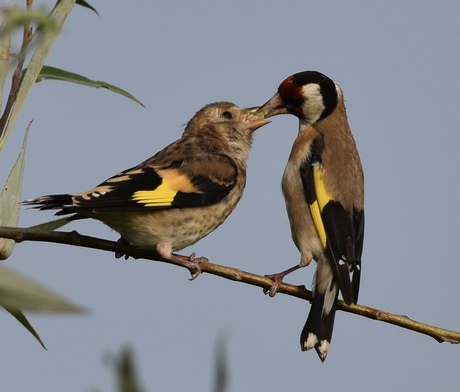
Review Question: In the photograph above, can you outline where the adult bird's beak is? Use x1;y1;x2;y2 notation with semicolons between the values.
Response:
244;107;271;132
255;93;289;118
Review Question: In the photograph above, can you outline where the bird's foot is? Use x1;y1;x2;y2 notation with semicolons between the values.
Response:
264;272;287;297
170;252;208;281
115;237;131;260
263;264;302;297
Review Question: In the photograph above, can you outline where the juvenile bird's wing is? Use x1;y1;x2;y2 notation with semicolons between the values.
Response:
70;152;239;213
299;137;363;304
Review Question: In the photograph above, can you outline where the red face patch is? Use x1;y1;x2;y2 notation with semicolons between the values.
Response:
278;77;306;119
278;77;299;99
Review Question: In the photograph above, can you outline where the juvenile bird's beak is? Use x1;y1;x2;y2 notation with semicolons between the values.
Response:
256;93;289;118
244;108;271;132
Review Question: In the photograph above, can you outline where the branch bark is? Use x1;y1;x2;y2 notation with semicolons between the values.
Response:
0;225;459;345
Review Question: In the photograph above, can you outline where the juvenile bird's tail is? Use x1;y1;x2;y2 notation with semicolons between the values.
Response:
23;194;77;216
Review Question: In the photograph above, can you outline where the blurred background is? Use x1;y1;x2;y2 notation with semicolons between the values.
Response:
1;1;459;391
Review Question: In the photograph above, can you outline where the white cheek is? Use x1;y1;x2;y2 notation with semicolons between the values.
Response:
302;83;325;124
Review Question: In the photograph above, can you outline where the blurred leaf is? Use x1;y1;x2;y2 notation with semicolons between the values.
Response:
0;7;56;38
0;123;30;259
0;265;85;313
3;306;46;349
29;217;73;231
76;0;99;16
0;20;11;111
213;329;231;392
37;66;145;107
0;0;76;152
105;347;144;392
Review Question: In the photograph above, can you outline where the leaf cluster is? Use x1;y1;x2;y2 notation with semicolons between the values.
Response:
0;0;142;348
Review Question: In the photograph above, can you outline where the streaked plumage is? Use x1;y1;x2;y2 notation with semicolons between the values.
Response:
258;71;364;361
24;102;269;277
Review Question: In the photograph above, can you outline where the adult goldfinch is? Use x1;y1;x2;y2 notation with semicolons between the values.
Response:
258;71;364;361
24;102;269;277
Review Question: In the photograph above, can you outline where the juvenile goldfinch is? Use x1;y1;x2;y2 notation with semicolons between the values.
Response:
24;102;269;278
258;71;364;361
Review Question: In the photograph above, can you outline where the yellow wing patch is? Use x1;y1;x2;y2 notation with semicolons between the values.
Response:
131;169;203;207
310;165;334;248
132;182;177;207
156;169;202;193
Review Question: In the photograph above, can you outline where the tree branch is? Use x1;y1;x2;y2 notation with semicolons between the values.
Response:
0;225;459;345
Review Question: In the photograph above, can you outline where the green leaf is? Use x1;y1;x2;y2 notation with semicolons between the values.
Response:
29;217;72;231
105;347;144;392
3;306;46;349
76;0;99;16
37;65;145;107
0;18;12;111
0;7;56;38
0;0;76;152
0;265;85;313
0;123;30;259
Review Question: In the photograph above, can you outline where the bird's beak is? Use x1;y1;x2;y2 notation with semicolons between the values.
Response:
255;93;288;118
244;107;271;132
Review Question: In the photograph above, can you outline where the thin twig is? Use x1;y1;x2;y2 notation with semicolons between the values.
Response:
0;0;35;139
0;225;459;345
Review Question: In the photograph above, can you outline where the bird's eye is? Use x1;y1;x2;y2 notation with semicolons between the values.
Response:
222;111;233;119
283;97;304;108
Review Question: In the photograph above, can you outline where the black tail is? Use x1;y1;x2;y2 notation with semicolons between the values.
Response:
300;285;339;362
22;194;75;216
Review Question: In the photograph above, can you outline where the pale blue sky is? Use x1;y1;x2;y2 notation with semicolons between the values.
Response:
1;1;459;391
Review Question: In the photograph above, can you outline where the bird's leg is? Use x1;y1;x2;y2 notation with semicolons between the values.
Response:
115;237;132;260
168;252;208;281
156;243;207;280
115;240;207;279
264;264;302;297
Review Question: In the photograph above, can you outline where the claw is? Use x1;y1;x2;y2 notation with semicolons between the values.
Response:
264;273;286;297
115;237;130;260
170;252;208;280
263;264;303;297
